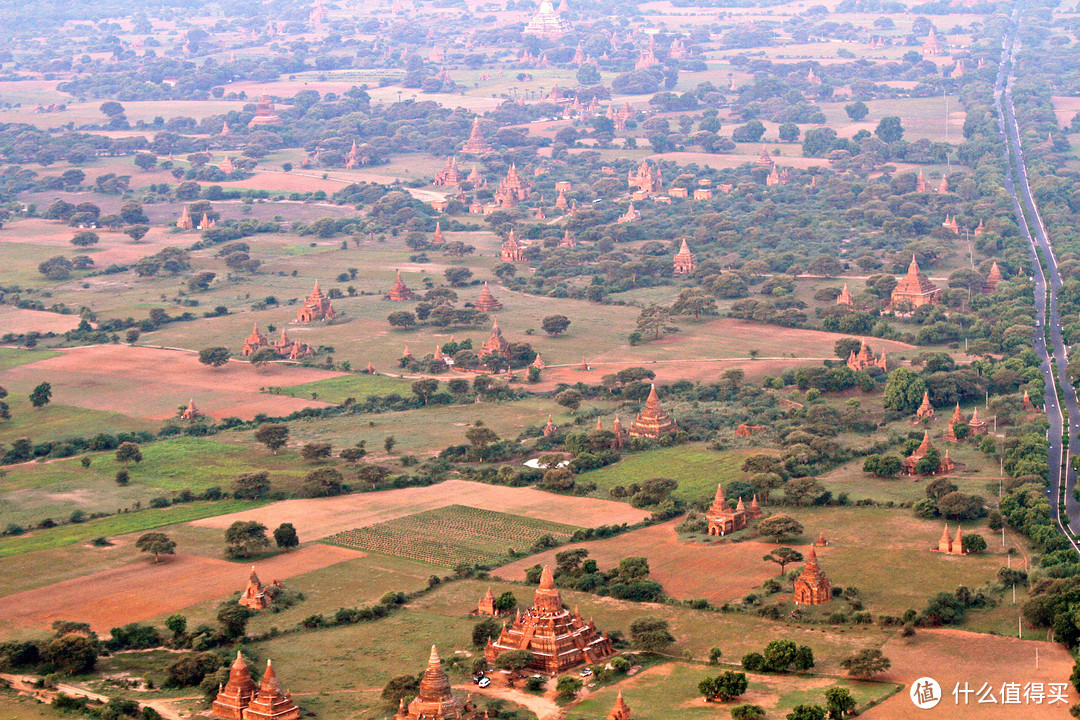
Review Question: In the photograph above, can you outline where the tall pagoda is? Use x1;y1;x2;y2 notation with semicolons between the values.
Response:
238;567;270;609
393;646;478;720
494;164;531;207
627;385;678;439
607;694;631;720
242;660;300;720
176;205;194;230
296;280;336;322
475;282;503;311
501;229;525;261
922;28;944;56
792;546;832;605
485;566;613;674
241;323;268;356
984;261;1003;293
386;270;417;301
836;284;853;306
479;317;511;357
672;239;697;274
181;399;199;420
524;0;570;38
211;652;257;719
249;95;282;127
461;118;493;156
433;156;464;186
889;256;942;308
902;431;954;475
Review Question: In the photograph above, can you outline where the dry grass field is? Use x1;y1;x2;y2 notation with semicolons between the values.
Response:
0;345;341;420
0;543;363;631
496;520;778;605
190;479;651;541
0;306;83;334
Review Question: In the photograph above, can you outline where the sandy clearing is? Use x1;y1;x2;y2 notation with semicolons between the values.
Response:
0;306;84;335
190;479;651;541
495;520;777;605
0;344;342;420
0;544;364;631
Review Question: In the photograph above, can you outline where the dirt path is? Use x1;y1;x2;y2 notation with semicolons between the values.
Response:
0;673;198;720
455;684;562;720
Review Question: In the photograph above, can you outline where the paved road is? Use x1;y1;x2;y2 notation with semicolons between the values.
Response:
995;9;1080;544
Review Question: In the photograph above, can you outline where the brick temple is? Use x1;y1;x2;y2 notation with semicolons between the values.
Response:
935;524;967;555
902;431;954;475
845;342;887;372
394;646;478;720
889;256;942;308
501;229;525;261
479;317;510;357
627;385;677;439
475;282;503;311
242;324;267;356
672;239;697;274
985;260;1004;293
484;566;613;674
296;281;335;322
211;655;299;720
386;270;417;301
793;545;832;605
461;118;493;156
238;567;270;609
706;483;745;536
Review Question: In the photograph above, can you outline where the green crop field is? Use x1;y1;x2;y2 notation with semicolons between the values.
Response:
0;499;265;557
273;372;415;403
578;444;767;502
323;505;583;567
0;347;60;370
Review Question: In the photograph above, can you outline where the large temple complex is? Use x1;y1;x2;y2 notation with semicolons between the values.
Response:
485;566;613;674
705;483;762;536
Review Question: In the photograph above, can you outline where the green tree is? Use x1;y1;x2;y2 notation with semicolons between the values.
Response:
382;675;419;704
763;547;803;575
629;616;674;651
115;442;143;468
731;706;766;720
248;347;278;369
699;670;748;701
300;442;333;463
555;675;583;699
962;532;987;553
273;523;299;550
883;368;928;414
232;471;271;499
840;648;891;678
164;614;187;638
44;634;97;675
253;423;289;454
824;687;856;719
493;649;535;671
541;315;572;337
757;514;804;543
224;520;270;558
412;379;439;404
636;304;673;341
875;116;904;142
387;311;416;329
787;705;826;720
216;604;253;639
556;389;582;414
385;435;397;453
135;532;175;562
472;618;500;646
71;231;99;247
762;639;798;672
198;347;231;368
301;468;344;498
29;382;52;408
465;426;499;449
124;224;150;243
844;101;868;121
671;288;719;321
778;122;800;142
495;591;517;612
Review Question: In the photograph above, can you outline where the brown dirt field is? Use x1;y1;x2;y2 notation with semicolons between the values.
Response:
1051;96;1080;127
0;307;83;334
863;629;1077;719
520;318;915;391
0;217;199;266
0;544;364;632
220;171;346;193
494;520;776;604
189;479;651;542
0;345;341;420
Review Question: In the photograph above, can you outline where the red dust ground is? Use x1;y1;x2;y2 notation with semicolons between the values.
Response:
0;345;342;420
495;520;777;605
0;307;84;335
863;629;1077;719
0;544;363;632
190;479;651;542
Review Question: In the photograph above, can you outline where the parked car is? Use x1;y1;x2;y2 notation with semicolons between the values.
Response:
478;677;491;688
579;668;593;677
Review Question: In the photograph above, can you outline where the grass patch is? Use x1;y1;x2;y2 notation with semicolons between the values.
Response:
578;444;764;502
274;373;415;404
0;499;265;557
323;505;583;567
0;347;60;370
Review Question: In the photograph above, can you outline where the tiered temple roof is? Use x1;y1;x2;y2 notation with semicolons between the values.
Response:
176;205;194;230
627;384;678;439
461;118;493;155
922;28;944;56
485;566;613;674
889;256;942;308
433;156;464;186
706;483;746;536
296;280;336;322
985;261;1003;293
616;201;641;224
836;284;853;306
242;660;300;720
916;169;928;193
386;270;417;301
903;431;954;475
607;694;631;720
524;0;570;38
936;524;966;555
239;567;269;609
479;317;510;357
393;646;476;720
211;652;257;719
916;391;935;420
501;229;525;261
432;222;444;245
494;164;531;207
249;95;282;127
478;587;498;616
846;342;887;372
242;323;268;356
273;328;310;360
475;281;503;311
672;239;697;274
627;159;662;193
542;414;558;436
793;546;832;605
